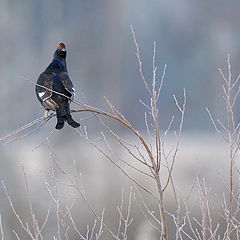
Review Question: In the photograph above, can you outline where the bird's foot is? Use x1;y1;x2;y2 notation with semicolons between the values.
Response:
44;111;49;120
44;110;54;120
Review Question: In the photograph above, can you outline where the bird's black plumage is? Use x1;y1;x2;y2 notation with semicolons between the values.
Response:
36;43;80;129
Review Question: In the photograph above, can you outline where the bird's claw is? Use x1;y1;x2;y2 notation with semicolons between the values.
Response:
44;111;49;120
44;111;54;120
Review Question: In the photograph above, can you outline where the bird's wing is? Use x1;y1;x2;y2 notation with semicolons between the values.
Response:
36;73;53;102
59;72;76;98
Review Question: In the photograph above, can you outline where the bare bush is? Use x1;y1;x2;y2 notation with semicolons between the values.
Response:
1;33;240;240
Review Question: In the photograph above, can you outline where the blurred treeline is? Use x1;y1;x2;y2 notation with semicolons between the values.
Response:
1;0;240;133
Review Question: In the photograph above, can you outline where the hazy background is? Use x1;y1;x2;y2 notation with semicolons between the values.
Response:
1;0;240;132
0;0;240;239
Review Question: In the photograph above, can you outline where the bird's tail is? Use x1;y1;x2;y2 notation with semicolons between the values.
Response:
55;114;80;129
55;107;80;130
65;114;80;128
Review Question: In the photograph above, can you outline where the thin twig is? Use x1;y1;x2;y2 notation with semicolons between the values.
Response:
0;214;4;240
130;25;151;95
1;181;35;239
4;117;51;145
77;127;158;199
0;117;43;142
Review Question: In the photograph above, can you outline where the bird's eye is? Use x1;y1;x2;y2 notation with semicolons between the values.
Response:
57;44;66;49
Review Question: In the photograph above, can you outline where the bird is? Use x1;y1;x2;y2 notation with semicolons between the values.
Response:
35;43;80;130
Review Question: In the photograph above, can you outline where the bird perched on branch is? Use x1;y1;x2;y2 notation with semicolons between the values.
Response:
36;43;80;129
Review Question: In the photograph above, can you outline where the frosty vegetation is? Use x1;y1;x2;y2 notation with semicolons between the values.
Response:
0;29;240;240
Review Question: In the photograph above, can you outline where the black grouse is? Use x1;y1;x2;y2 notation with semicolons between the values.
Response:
36;43;80;130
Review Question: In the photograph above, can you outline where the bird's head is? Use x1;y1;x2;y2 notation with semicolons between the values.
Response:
54;43;67;59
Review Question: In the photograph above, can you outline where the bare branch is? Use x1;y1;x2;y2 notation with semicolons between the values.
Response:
104;96;130;125
206;107;228;141
218;68;228;84
1;180;35;239
67;203;87;240
32;129;56;152
0;117;43;142
117;187;133;239
130;25;151;95
77;127;158;199
71;108;155;167
163;89;186;192
4;117;51;145
12;230;21;240
139;99;151;110
100;131;154;178
157;64;167;101
232;86;240;108
0;214;4;240
133;186;161;233
231;72;240;90
39;201;53;234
